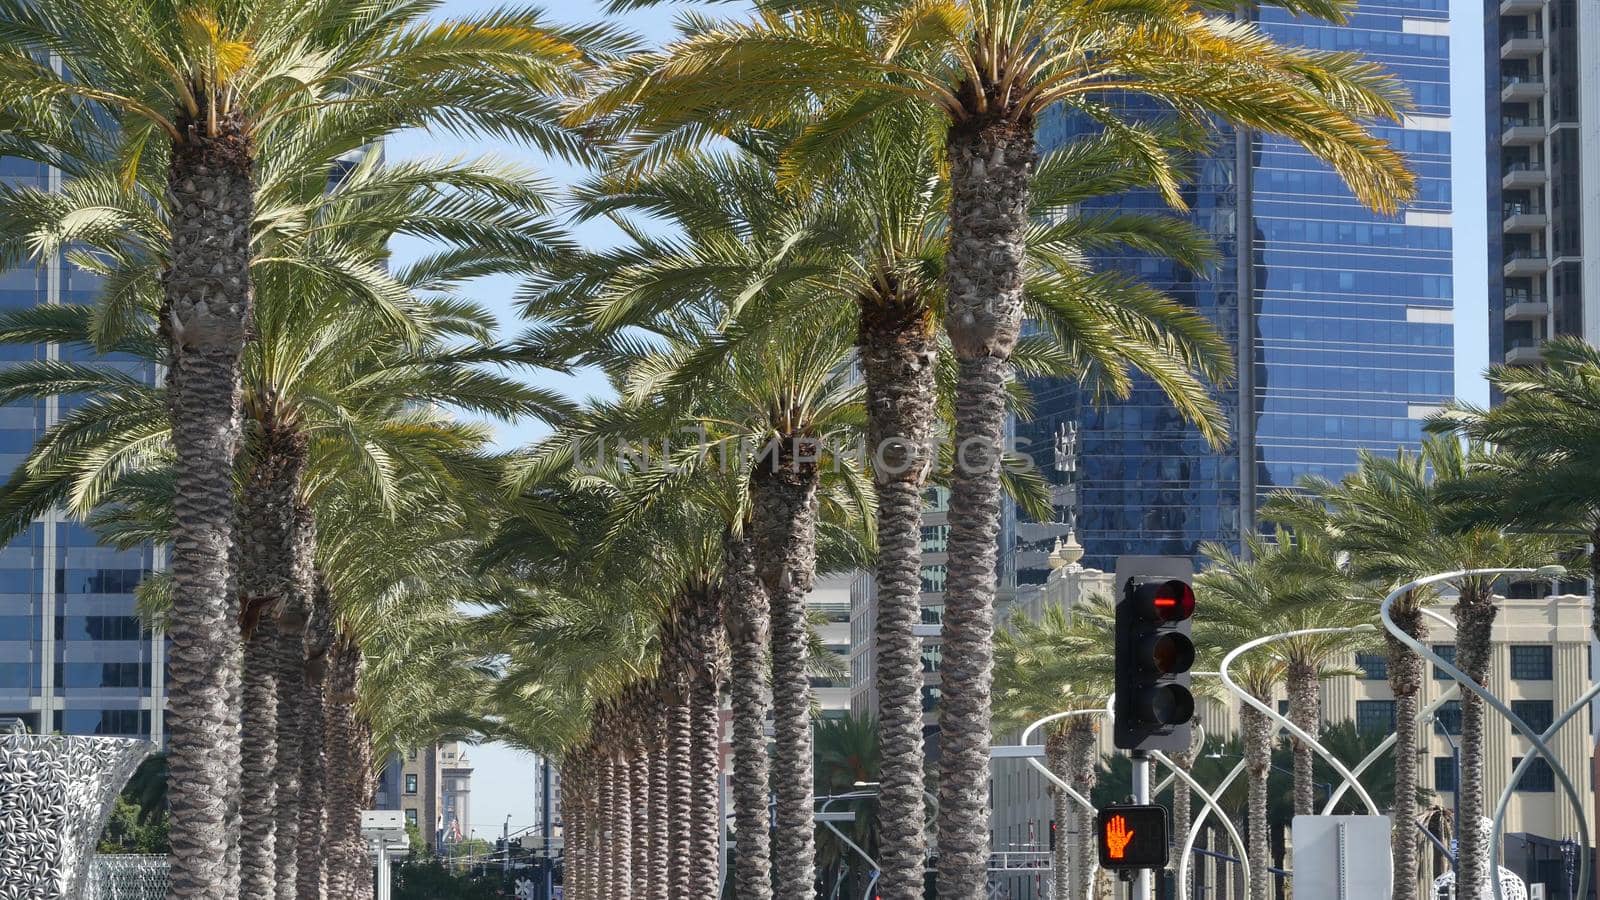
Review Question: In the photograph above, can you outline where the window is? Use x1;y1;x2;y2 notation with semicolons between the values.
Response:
1512;756;1555;792
1432;644;1455;680
1510;699;1554;733
1509;645;1553;680
1434;756;1457;792
1355;652;1387;680
1356;700;1396;734
405;774;418;794
405;809;418;827
1434;701;1462;735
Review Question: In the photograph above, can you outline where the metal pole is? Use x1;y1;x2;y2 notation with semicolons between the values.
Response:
1133;751;1152;900
541;758;554;900
503;815;512;879
376;839;392;900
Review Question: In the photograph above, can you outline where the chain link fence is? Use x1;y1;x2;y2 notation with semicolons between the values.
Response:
85;855;170;900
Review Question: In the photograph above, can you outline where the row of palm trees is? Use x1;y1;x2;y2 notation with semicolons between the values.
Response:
0;0;1521;899
997;389;1600;900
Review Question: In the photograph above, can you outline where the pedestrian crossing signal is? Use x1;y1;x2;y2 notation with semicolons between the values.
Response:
1096;804;1169;870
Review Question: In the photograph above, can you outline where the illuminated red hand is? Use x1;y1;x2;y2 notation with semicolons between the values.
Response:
1106;815;1134;859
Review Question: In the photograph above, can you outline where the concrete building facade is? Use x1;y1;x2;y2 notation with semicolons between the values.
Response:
375;741;475;853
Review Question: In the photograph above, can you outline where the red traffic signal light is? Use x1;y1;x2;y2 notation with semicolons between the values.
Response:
1115;566;1197;751
1135;579;1195;622
1096;804;1169;870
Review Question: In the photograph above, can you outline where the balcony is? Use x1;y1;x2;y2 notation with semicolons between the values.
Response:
1500;0;1543;12
1501;117;1546;145
1503;251;1549;277
1501;76;1546;102
1503;299;1549;321
1502;162;1547;190
1504;339;1545;366
1501;30;1546;57
1503;202;1548;232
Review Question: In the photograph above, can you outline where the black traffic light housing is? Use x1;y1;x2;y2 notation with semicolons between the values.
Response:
1113;557;1196;751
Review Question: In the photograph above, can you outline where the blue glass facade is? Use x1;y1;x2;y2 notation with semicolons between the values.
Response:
0;159;163;740
1025;0;1454;574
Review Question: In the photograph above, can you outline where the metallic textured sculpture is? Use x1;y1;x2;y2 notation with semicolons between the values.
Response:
87;855;172;900
0;731;154;900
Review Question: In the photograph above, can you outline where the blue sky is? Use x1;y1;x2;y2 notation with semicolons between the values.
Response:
389;0;1492;839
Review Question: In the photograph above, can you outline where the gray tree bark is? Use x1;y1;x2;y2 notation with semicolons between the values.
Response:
238;610;278;899
1285;662;1321;819
324;640;373;899
751;451;820;899
605;750;630;900
163;108;254;900
1045;731;1072;900
860;294;938;900
1242;705;1272;900
689;586;728;900
297;577;333;900
562;756;586;900
631;735;653;900
1169;729;1201;900
648;715;672;900
1387;606;1426;900
1067;721;1099;900
1454;587;1496;900
724;531;774;900
667;685;694;900
273;503;315;900
939;116;1035;900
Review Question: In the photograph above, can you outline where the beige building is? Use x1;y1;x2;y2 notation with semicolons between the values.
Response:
375;741;475;852
991;562;1596;896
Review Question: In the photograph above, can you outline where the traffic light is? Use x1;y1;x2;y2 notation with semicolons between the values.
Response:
1113;565;1196;751
1095;804;1170;870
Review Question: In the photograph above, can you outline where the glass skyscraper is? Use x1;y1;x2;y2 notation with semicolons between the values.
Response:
1022;0;1455;574
0;156;164;741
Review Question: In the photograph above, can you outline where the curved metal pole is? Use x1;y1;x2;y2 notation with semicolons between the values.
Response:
1220;626;1383;816
1019;708;1103;814
1491;678;1600;899
1380;567;1588;900
1177;757;1249;900
1324;683;1460;812
818;790;882;899
1152;749;1252;900
1153;722;1204;797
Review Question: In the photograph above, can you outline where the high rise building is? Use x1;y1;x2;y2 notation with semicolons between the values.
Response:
1021;0;1456;573
1486;0;1599;363
0;156;164;743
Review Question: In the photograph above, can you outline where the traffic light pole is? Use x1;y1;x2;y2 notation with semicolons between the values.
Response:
1131;751;1153;900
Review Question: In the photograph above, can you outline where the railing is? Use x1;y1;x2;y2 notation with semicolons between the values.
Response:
1504;290;1542;305
1502;116;1545;129
1502;28;1544;39
1506;336;1545;351
1502;75;1544;87
1504;202;1544;217
1505;161;1545;173
1505;248;1547;262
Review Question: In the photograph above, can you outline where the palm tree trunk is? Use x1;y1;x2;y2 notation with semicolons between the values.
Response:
1045;731;1072;900
562;756;586;900
1285;662;1321;818
686;582;728;900
1170;731;1200;900
723;531;773;900
1454;587;1496;899
163;110;254;900
1386;605;1426;900
649;721;672;900
1241;704;1272;900
274;505;316;900
691;676;724;899
939;118;1036;899
297;578;333;900
607;751;632;900
324;639;374;899
751;454;821;899
667;688;694;900
632;742;653;900
860;294;938;900
239;619;279;899
1067;720;1099;900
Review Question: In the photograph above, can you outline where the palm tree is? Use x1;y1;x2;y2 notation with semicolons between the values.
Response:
1262;437;1565;900
994;602;1115;900
539;117;1233;895
1197;531;1375;900
579;7;1417;888
0;4;612;888
814;712;883;899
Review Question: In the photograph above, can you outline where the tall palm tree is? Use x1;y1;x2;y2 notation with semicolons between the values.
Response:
579;6;1416;889
539;118;1231;896
0;4;611;888
1262;437;1565;900
994;601;1115;900
1197;531;1375;900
